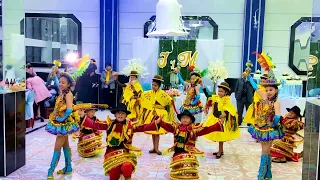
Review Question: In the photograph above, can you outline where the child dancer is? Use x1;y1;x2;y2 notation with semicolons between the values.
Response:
122;70;143;121
45;55;90;179
45;72;80;180
270;106;304;163
158;110;224;179
81;103;160;180
247;52;284;180
139;75;175;155
203;82;240;158
244;73;268;125
175;68;203;122
76;107;103;158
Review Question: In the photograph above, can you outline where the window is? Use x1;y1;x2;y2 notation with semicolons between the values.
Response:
26;46;42;63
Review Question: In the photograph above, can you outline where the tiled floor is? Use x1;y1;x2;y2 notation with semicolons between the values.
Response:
5;111;302;180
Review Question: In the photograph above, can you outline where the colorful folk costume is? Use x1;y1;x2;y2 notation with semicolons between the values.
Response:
177;66;207;123
45;80;80;179
122;71;144;121
140;75;175;135
271;106;304;163
244;74;268;125
139;75;175;155
76;108;104;158
159;110;224;180
45;55;91;180
81;103;158;180
247;51;285;180
203;82;240;158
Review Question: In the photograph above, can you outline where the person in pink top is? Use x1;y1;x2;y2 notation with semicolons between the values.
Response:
26;72;51;121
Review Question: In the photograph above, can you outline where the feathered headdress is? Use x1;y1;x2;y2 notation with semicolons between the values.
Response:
188;65;208;77
122;58;148;78
253;51;279;86
60;54;91;86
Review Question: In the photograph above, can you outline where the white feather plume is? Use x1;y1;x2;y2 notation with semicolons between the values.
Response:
121;58;149;78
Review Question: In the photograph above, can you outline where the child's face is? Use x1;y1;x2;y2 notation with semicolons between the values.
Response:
78;109;85;117
287;111;298;119
115;111;127;122
190;75;197;84
181;115;192;125
86;110;96;118
217;87;226;98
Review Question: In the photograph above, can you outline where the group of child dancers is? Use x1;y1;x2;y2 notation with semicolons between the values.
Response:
43;57;304;180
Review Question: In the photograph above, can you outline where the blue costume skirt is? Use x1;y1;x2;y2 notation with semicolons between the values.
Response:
45;117;79;136
248;124;284;142
180;102;203;115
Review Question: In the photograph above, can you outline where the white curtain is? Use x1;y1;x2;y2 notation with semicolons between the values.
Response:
132;37;159;84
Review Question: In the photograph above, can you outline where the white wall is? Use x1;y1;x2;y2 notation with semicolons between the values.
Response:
24;0;100;70
119;0;245;78
263;0;313;78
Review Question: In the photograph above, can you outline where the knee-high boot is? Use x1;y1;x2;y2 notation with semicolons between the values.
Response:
47;151;61;180
57;147;72;174
257;154;269;180
265;154;272;179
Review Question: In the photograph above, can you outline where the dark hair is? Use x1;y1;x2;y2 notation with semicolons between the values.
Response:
264;84;278;89
190;72;201;78
152;79;162;87
218;86;231;96
26;63;32;69
91;59;96;62
105;63;111;67
26;72;34;79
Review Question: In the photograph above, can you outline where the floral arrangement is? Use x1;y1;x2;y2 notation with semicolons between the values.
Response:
165;88;180;97
206;61;228;83
122;58;149;78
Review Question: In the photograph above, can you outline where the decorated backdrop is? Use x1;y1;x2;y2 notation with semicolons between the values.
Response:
131;37;224;88
158;39;196;87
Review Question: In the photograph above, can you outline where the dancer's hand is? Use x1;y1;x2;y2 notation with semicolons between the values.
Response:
156;115;163;124
152;110;158;116
203;107;208;114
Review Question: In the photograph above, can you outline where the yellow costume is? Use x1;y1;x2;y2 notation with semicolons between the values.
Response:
244;85;266;124
139;89;175;135
204;95;240;141
122;81;143;120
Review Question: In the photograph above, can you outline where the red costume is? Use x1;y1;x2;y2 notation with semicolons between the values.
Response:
159;119;223;180
270;115;304;162
82;116;158;180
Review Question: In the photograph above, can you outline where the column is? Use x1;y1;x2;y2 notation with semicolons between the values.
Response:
100;0;119;71
0;0;26;176
242;0;266;72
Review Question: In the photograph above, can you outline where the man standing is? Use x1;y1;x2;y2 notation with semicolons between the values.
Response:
100;63;115;109
235;72;254;126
